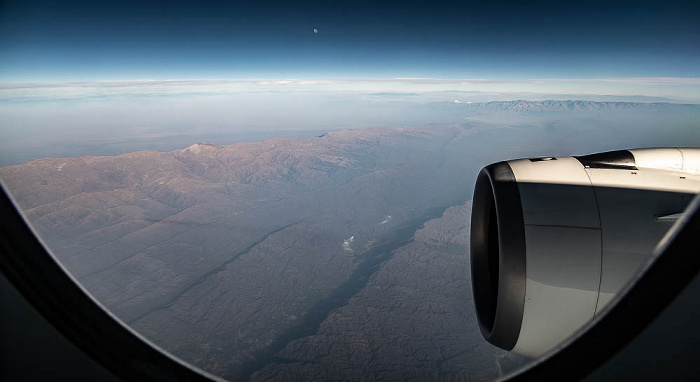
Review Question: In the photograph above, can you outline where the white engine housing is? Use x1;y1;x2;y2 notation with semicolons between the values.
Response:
470;148;700;357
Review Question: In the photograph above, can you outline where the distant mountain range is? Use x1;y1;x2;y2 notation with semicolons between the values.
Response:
443;99;700;113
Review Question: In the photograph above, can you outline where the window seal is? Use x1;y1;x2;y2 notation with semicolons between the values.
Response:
0;182;222;382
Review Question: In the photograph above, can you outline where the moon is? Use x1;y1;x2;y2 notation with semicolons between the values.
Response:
313;28;318;34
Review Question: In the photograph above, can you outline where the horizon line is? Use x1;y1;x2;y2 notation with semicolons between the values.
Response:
2;76;700;89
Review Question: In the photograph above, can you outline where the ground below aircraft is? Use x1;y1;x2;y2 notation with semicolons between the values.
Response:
1;148;699;381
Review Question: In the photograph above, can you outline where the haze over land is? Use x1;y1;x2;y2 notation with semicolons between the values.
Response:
1;97;698;166
2;101;699;380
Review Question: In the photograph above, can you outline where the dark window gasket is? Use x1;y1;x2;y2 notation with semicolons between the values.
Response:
0;183;223;382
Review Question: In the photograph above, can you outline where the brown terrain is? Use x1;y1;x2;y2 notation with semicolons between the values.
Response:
0;122;555;379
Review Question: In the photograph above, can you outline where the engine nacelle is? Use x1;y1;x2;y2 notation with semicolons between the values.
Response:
470;148;700;357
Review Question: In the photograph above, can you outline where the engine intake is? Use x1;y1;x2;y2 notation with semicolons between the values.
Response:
471;162;526;351
471;148;700;357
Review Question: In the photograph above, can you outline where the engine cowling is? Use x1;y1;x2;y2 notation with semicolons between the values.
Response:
470;148;700;357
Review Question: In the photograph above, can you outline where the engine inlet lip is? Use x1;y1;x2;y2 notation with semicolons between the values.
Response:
470;162;527;350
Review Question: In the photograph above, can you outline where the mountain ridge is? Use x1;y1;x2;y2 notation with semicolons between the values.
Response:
439;99;700;113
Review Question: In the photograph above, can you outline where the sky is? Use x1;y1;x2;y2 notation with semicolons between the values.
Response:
1;0;699;165
1;0;698;82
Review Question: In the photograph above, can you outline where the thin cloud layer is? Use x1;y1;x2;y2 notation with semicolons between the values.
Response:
1;77;699;103
342;236;355;252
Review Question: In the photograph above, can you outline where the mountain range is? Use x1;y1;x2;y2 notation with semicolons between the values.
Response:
455;99;699;112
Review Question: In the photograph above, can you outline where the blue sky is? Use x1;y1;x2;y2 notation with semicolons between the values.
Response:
1;0;698;81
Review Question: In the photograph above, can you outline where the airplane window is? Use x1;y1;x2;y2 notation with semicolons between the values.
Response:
1;1;698;380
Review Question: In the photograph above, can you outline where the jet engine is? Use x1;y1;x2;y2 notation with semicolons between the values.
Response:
470;148;700;357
